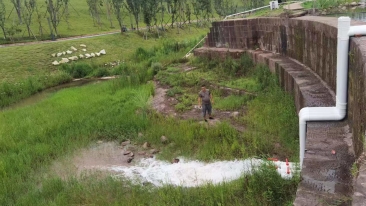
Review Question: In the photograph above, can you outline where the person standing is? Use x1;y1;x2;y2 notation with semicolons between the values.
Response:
198;85;214;122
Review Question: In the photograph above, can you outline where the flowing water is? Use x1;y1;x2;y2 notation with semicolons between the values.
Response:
102;157;297;187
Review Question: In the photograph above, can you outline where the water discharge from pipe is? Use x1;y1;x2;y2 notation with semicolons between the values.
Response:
100;158;298;187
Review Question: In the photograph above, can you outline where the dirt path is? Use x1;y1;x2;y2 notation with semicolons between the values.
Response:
152;81;245;132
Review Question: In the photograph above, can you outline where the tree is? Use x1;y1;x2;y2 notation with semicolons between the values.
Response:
142;0;159;30
104;0;114;28
45;0;65;37
22;0;36;38
87;0;102;26
214;0;237;18
125;0;141;30
0;0;6;39
10;0;22;23
111;0;125;33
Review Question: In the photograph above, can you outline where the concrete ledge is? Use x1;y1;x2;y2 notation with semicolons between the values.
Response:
194;47;355;205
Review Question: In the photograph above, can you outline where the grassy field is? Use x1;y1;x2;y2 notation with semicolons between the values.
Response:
0;50;300;205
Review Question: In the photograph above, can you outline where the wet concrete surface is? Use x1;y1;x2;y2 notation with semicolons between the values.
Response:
194;47;355;205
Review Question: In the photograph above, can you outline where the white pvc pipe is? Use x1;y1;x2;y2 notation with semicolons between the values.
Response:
298;17;365;168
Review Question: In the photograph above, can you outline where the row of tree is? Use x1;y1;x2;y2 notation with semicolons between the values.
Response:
0;0;273;41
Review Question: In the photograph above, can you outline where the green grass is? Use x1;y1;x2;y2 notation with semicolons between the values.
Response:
302;0;356;10
0;26;208;83
215;95;252;111
220;78;260;92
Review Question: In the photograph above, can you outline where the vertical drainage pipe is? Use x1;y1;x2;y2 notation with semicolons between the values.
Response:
299;17;366;168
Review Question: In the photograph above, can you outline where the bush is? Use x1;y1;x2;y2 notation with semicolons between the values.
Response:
93;68;110;77
151;62;163;74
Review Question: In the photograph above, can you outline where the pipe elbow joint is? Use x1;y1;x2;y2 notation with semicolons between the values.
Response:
299;107;311;125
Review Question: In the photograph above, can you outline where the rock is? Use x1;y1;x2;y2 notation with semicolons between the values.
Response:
52;60;60;66
82;49;87;52
129;152;134;157
97;140;103;144
161;136;168;144
66;50;73;54
63;51;66;55
230;111;240;118
138;132;143;137
123;150;131;155
80;44;87;47
57;53;63;57
90;53;95;57
127;157;133;163
96;52;101;57
150;149;159;154
172;158;180;163
71;46;77;51
121;140;131;146
85;54;91;59
351;2;358;6
79;54;84;59
68;56;78;61
342;6;347;10
145;154;154;158
100;49;106;55
138;151;146;155
142;142;150;149
59;58;69;64
51;53;56;57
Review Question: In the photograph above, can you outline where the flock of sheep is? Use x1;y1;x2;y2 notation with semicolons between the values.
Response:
51;44;106;66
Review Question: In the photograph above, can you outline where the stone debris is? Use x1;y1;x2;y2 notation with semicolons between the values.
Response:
161;136;168;144
90;53;95;57
100;49;106;55
62;51;66;55
96;52;101;57
52;60;60;66
66;50;73;54
57;53;63;57
172;158;180;163
80;44;87;47
150;149;159;154
59;58;69;64
123;151;132;155
230;111;240;118
82;49;87;52
138;151;146;155
51;53;56;57
138;133;143;137
142;142;150;149
68;56;78;61
71;46;77;51
127;157;133;163
85;54;91;59
79;54;84;59
129;152;134;157
121;140;131;146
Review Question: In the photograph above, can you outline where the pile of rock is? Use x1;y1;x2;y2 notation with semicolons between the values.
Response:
51;44;107;66
119;134;173;164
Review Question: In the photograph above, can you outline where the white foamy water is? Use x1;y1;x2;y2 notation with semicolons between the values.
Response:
102;158;298;187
